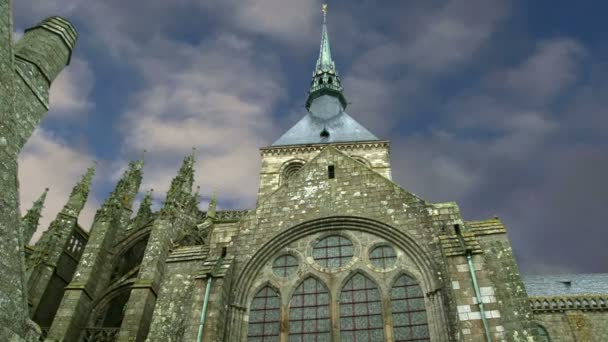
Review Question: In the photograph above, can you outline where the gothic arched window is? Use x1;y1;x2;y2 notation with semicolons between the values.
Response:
339;273;384;341
247;287;281;342
391;274;430;341
288;277;331;341
537;324;551;342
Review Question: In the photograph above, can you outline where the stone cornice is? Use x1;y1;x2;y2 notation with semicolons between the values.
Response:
529;295;608;312
260;140;390;156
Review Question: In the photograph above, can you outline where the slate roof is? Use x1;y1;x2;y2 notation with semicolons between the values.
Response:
523;273;608;296
272;95;379;146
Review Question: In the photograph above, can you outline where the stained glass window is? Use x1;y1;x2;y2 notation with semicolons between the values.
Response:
339;273;384;341
369;245;397;269
391;275;430;341
272;254;299;277
312;235;354;269
247;287;281;342
288;277;331;342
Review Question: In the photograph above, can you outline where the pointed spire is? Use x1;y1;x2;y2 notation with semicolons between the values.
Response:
62;163;96;217
165;149;196;205
21;188;49;244
94;157;144;223
207;191;217;219
132;188;154;229
306;3;347;110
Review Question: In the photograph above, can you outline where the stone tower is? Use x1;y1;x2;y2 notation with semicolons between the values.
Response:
0;0;78;340
21;4;608;342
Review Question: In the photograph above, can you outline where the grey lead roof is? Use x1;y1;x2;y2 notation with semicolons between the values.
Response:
523;273;608;296
272;95;379;146
272;6;379;147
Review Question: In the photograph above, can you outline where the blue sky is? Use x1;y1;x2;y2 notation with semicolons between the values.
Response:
14;0;607;274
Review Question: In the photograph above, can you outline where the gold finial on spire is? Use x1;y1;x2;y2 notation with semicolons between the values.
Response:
322;3;328;20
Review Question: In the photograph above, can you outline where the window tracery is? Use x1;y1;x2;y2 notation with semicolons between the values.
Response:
339;273;384;341
247;287;281;342
312;235;354;269
391;274;430;341
288;277;331;341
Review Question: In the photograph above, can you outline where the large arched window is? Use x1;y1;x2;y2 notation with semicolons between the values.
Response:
288;277;331;341
391;274;430;341
339;273;384;341
247;287;281;342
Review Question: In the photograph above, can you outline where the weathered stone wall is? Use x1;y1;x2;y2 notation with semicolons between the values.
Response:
534;311;608;342
226;146;453;340
146;254;200;341
257;141;391;199
0;7;76;340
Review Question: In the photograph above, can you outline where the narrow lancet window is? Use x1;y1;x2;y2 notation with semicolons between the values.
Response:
391;275;430;341
339;273;384;341
288;277;331;341
247;287;280;342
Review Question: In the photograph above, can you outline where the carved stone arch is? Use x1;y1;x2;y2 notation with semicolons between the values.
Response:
246;280;282;311
284;272;331;308
109;231;151;283
87;280;135;328
350;155;370;167
336;268;381;297
230;216;448;341
234;216;440;306
114;225;151;254
388;271;425;292
278;158;306;185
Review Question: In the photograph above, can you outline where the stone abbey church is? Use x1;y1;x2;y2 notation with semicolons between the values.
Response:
2;2;607;342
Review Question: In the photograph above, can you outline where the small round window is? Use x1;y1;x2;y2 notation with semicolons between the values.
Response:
313;235;354;269
272;254;299;277
369;245;397;269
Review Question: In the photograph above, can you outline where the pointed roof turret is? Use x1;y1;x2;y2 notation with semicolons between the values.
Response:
21;188;49;243
306;3;347;110
207;191;217;220
271;4;379;147
62;163;96;217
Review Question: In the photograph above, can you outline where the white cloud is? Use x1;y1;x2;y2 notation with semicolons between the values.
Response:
495;38;586;103
120;33;285;207
49;57;95;115
19;129;99;243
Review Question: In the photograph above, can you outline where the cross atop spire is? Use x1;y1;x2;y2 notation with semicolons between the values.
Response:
306;3;347;110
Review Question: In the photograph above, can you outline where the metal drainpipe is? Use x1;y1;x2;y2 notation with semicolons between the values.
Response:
454;224;492;342
197;273;213;342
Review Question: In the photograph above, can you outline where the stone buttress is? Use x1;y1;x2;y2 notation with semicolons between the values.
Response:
46;159;143;341
0;5;78;340
117;152;200;342
27;166;93;331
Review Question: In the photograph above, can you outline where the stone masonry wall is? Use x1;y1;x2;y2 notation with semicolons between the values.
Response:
0;7;76;340
227;146;453;340
258;141;391;199
535;311;608;342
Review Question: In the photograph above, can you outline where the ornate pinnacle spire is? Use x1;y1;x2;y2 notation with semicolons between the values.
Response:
131;188;154;229
207;191;217;219
62;163;96;217
21;187;49;243
165;149;196;206
306;3;347;110
94;157;144;223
